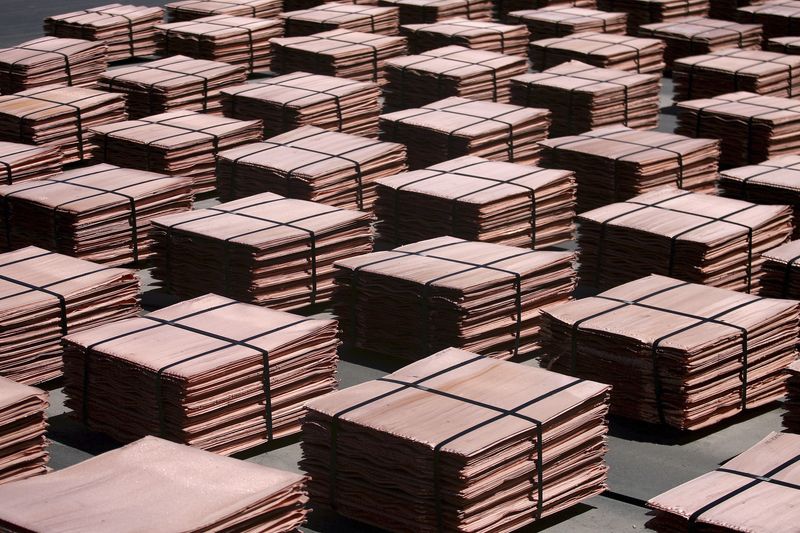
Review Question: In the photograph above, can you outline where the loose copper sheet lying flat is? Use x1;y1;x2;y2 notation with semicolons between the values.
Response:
149;192;374;308
529;32;666;74
540;126;718;211
378;0;493;24
510;61;660;136
0;85;127;165
0;142;62;185
767;34;800;53
711;0;764;18
0;377;47;485
271;29;408;85
786;361;800;432
156;15;284;73
738;0;800;38
89;111;262;193
61;294;339;454
599;0;710;34
0;37;108;94
165;0;282;21
0;163;193;266
757;239;800;297
217;125;407;208
507;6;627;40
283;3;400;36
301;347;611;533
221;72;382;138
379;96;551;168
540;274;800;430
647;432;800;531
400;19;529;55
374;155;575;248
673;49;800;101
99;55;247;118
44;4;165;62
0;436;309;532
0;246;140;384
576;187;794;292
675;91;800;167
332;236;576;358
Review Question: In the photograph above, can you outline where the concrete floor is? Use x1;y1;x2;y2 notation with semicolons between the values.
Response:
1;4;787;532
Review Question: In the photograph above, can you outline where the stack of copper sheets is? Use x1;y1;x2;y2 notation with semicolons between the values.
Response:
301;348;611;532
786;361;800;432
0;85;126;165
380;97;551;168
498;0;597;19
378;0;492;24
540;275;800;430
333;236;576;358
711;0;765;18
384;46;527;109
767;34;800;52
507;7;627;39
90;111;262;194
673;49;800;100
44;4;164;62
539;126;719;211
0;142;62;185
0;37;108;94
598;0;710;34
0;377;47;485
283;4;400;35
0;436;309;531
165;0;282;21
62;294;339;453
149;192;374;308
271;30;407;85
0;164;193;266
221;73;382;138
647;432;800;530
510;61;660;136
757;239;800;297
156;15;283;73
285;0;382;10
0;246;140;385
400;19;529;55
217;125;407;208
529;32;666;74
374;156;576;248
738;0;800;38
676;91;800;166
576;187;794;292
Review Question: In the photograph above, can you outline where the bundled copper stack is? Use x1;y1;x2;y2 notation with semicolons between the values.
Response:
509;61;661;136
598;0;710;34
90;111;262;194
400;19;529;55
639;18;763;67
0;246;140;384
373;156;576;248
539;126;719;211
647;432;800;530
676;91;800;166
216;125;407;208
283;4;400;35
498;0;597;19
384;46;527;109
0;164;193;266
156;15;283;73
380;97;551;168
767;34;800;52
787;361;800;432
540;275;800;429
0;37;108;94
333;236;576;358
757;239;800;297
0;437;309;531
221;73;381;138
0;378;47;485
149;192;374;308
507;7;627;39
529;32;666;74
62;294;339;453
165;0;282;21
576;187;794;292
44;4;164;62
378;0;492;24
271;30;407;85
0;85;126;165
0;142;62;185
673;49;800;100
285;0;381;10
738;0;800;38
301;348;611;532
710;0;765;19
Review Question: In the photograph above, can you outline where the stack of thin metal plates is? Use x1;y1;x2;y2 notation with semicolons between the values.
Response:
738;0;800;38
539;126;719;211
576;187;794;292
507;6;627;40
301;347;611;532
400;19;529;55
377;0;493;24
598;0;710;34
710;0;765;18
757;239;800;298
282;3;400;35
767;34;800;52
216;125;407;208
149;192;374;309
164;0;282;21
44;4;164;62
786;361;800;432
0;163;193;266
498;0;597;19
0;377;47;485
510;61;661;136
285;0;380;10
540;275;800;430
529;32;666;74
0;142;62;185
89;111;262;193
373;155;576;248
379;96;551;168
221;73;382;138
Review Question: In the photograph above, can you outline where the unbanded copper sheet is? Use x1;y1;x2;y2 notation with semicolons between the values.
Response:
282;4;400;36
378;0;493;24
165;0;282;21
0;142;62;185
529;32;666;74
757;238;800;298
507;6;627;40
0;377;47;485
400;19;529;55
